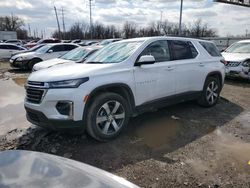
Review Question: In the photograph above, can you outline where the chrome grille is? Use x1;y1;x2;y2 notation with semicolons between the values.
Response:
226;61;241;67
25;81;47;104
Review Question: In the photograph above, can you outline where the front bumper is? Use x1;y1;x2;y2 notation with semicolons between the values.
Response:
25;107;83;130
225;66;250;79
24;85;90;130
10;58;29;69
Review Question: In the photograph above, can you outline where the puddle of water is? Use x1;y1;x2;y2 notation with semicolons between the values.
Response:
0;78;29;136
187;131;250;177
135;118;182;149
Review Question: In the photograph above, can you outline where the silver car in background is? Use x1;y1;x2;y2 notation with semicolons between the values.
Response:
222;40;250;79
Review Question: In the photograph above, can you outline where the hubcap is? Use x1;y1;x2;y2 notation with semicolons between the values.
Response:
206;81;219;105
96;101;125;135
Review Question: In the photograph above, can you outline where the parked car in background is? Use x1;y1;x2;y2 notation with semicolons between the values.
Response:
0;43;26;59
96;38;123;47
11;44;45;57
222;40;250;79
5;39;24;46
0;150;139;188
24;37;225;141
24;38;61;49
10;43;78;70
79;41;99;46
71;39;82;44
33;46;101;71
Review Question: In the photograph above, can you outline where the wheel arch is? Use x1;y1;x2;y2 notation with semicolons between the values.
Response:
83;83;136;121
205;71;223;88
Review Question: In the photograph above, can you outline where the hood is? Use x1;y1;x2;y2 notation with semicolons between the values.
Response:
29;62;116;82
12;51;37;60
222;52;250;62
0;150;139;188
33;58;74;71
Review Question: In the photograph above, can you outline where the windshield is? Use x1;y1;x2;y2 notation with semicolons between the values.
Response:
29;44;44;52
35;45;52;53
99;40;112;45
86;41;142;64
225;42;250;53
60;47;91;61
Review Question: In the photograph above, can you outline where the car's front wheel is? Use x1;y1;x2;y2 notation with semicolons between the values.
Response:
198;77;221;107
86;92;130;141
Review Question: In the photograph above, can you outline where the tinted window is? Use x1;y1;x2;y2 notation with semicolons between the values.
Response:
188;41;198;58
170;40;195;60
43;39;55;43
199;41;221;57
50;45;64;52
140;40;170;62
64;45;77;51
0;45;7;49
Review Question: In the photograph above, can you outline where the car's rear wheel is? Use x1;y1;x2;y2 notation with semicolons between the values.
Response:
198;77;221;107
86;92;130;141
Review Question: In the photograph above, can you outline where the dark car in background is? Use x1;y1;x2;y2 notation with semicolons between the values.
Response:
24;38;61;49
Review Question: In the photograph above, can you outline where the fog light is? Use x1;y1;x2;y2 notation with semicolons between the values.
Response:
56;101;73;118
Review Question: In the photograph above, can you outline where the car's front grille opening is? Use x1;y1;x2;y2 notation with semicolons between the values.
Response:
26;87;44;104
27;81;44;86
226;61;241;67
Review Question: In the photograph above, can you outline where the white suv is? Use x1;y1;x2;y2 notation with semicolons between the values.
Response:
24;37;225;141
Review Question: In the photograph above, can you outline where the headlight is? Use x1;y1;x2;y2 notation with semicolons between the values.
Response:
16;57;23;61
16;56;29;61
47;77;89;88
242;60;250;67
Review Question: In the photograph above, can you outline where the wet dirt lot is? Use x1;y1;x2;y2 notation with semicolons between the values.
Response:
0;61;250;187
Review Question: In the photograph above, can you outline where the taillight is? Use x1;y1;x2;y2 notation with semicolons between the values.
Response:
220;60;228;65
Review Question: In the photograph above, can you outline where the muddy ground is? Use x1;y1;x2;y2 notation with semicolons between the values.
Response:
0;61;250;188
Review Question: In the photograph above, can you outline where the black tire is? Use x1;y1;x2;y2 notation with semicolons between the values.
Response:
198;76;221;107
86;92;130;141
27;58;42;70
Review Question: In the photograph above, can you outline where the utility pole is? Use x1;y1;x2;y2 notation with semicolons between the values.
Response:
89;0;93;39
28;24;31;38
179;0;183;36
61;7;66;39
54;5;61;39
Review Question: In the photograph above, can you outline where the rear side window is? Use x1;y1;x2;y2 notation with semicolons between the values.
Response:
170;40;197;60
7;45;19;50
64;45;77;51
199;41;221;57
0;45;6;49
50;45;64;52
140;40;171;62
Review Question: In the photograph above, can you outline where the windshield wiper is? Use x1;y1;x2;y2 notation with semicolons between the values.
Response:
86;61;104;64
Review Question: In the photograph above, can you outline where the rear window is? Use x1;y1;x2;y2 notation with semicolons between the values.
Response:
170;40;198;60
199;41;221;57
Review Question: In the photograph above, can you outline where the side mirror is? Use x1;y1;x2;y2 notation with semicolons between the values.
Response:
135;55;155;66
47;49;53;53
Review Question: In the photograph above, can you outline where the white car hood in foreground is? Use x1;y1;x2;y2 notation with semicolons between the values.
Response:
33;58;74;71
28;63;117;82
222;52;250;62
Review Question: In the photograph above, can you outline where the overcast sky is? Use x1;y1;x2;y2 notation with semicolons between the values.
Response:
0;0;249;37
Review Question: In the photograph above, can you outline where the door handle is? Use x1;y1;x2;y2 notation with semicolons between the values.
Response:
165;66;174;71
199;63;205;67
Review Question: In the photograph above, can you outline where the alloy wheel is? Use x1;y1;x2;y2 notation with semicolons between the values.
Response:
206;81;219;105
96;100;125;135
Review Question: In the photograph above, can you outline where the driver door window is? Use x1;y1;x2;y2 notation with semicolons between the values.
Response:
140;40;171;63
